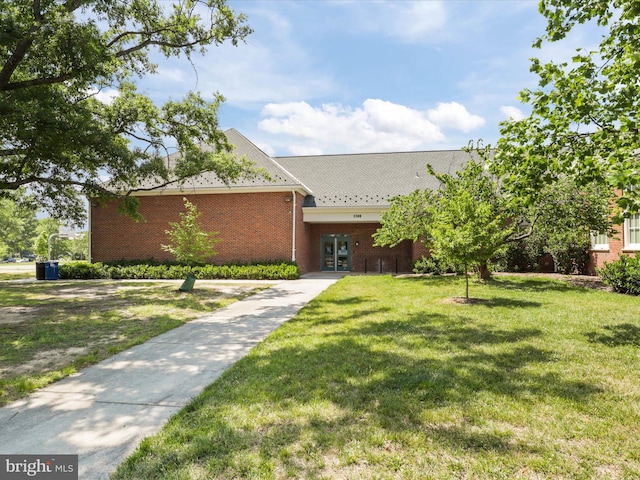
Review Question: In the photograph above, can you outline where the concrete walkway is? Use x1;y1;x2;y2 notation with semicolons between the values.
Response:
0;275;341;479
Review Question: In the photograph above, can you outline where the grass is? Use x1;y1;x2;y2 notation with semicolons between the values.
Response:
112;275;640;480
0;279;267;406
0;262;35;281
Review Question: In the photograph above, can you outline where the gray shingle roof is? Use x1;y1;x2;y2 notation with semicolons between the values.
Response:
274;150;473;207
133;129;474;205
154;129;305;192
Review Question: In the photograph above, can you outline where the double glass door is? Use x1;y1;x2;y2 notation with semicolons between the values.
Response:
321;234;351;272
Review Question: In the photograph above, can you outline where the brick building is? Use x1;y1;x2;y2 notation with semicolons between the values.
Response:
90;129;468;274
90;129;635;274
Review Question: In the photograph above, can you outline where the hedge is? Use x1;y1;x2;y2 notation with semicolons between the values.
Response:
59;261;300;281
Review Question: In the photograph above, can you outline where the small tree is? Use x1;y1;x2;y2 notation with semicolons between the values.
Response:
33;218;70;260
162;198;220;265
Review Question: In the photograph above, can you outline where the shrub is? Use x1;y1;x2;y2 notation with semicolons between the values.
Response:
599;255;640;295
59;261;108;279
546;232;591;275
59;260;299;281
413;256;456;275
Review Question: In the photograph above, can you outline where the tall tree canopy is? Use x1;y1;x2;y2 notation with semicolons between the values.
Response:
494;0;640;218
0;0;256;225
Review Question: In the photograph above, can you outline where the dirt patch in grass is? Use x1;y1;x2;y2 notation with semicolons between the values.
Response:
441;296;490;305
5;347;90;376
0;279;270;405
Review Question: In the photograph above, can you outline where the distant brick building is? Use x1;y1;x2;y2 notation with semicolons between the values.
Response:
89;129;634;274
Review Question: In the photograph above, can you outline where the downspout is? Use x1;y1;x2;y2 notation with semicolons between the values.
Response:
87;200;92;263
291;190;297;262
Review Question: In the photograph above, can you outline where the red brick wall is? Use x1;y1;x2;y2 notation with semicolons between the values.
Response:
588;226;637;275
293;193;313;273
91;192;295;264
411;241;430;263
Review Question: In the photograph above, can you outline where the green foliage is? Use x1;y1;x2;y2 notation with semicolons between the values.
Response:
599;255;640;295
428;161;512;277
0;0;257;225
514;177;611;274
376;156;522;297
0;189;37;256
161;198;220;265
67;234;88;261
493;0;640;218
412;256;457;275
59;261;108;280
33;218;69;260
59;261;299;280
373;189;435;247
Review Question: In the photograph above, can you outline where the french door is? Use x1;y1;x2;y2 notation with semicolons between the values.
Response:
321;234;351;272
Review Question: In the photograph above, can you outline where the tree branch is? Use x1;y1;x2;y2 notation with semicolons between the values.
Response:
503;213;540;244
0;73;76;92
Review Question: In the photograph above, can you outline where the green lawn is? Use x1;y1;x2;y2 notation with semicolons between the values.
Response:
112;275;640;480
0;280;267;406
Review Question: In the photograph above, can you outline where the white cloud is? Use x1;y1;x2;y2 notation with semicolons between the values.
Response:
427;102;485;132
88;87;120;105
347;0;447;44
500;105;526;121
258;99;485;154
143;8;336;107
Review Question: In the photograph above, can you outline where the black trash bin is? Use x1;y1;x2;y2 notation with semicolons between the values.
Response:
36;262;46;280
44;261;59;280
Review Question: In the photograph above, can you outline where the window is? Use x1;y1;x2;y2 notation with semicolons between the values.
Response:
590;231;609;250
624;213;640;250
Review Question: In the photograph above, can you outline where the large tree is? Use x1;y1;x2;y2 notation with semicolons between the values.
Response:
493;0;640;218
0;0;257;226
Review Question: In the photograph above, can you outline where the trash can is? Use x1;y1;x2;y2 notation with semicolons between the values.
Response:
44;261;59;280
35;262;46;280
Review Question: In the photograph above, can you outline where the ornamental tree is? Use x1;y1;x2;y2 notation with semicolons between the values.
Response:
375;154;534;298
375;147;612;298
493;0;640;218
161;197;220;265
1;0;257;226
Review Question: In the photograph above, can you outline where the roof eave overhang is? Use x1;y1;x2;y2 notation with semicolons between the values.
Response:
302;205;388;223
128;185;311;197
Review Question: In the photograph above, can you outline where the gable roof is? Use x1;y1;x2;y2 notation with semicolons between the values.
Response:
274;150;472;208
136;129;309;195
131;129;474;205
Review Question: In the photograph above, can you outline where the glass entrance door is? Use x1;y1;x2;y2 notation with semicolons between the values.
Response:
321;234;351;272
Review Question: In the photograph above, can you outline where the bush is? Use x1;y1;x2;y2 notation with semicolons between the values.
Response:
59;261;108;279
599;255;640;295
413;256;456;275
546;231;591;275
59;260;299;281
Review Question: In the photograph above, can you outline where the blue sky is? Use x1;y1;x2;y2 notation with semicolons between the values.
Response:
107;0;602;157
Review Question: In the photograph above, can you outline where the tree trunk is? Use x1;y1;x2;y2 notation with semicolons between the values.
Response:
464;264;469;300
477;263;491;281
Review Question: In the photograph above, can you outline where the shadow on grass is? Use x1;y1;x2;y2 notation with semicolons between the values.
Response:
485;277;589;293
398;274;591;295
115;303;603;479
586;323;640;347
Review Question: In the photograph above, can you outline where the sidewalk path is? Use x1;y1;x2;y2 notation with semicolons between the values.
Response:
0;275;341;479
